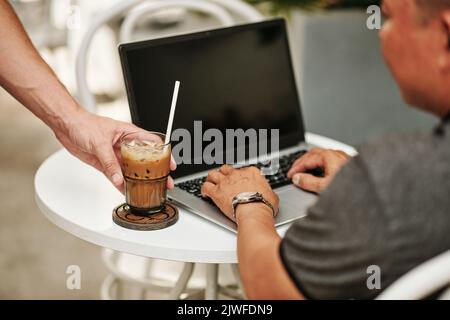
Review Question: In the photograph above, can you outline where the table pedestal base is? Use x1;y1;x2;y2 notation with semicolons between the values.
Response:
100;250;245;300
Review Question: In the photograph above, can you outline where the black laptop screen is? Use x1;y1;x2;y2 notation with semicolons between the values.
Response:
120;19;305;178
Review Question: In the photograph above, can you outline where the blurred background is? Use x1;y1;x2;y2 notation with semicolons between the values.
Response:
0;0;437;299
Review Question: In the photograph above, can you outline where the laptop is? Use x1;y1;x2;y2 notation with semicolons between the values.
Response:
119;18;319;233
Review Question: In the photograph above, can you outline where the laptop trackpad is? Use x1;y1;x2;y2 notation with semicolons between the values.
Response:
275;186;318;224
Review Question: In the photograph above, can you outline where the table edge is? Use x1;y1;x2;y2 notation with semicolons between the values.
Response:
34;151;238;264
34;133;356;263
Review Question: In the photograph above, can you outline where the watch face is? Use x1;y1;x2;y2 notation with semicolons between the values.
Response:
238;192;258;199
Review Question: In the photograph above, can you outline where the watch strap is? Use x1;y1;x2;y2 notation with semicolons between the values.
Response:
231;192;276;221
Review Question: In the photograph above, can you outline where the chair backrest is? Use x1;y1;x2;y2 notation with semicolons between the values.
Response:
377;250;450;300
75;0;264;113
119;0;235;44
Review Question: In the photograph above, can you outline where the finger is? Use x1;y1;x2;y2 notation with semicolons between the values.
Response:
206;169;225;184
334;150;351;159
219;164;234;175
115;181;125;194
288;154;324;178
201;181;217;198
119;122;140;134
166;176;175;190
289;150;320;173
307;147;325;155
245;166;261;174
241;166;261;178
288;157;306;178
96;144;124;188
292;173;325;194
113;146;122;165
290;148;325;168
170;155;177;171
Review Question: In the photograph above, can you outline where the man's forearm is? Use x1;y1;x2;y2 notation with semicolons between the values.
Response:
0;0;83;131
236;203;303;299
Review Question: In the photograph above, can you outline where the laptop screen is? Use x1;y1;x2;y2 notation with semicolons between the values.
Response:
119;19;305;179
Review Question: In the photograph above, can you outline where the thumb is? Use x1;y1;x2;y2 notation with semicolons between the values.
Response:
96;144;124;188
170;154;177;171
292;173;325;194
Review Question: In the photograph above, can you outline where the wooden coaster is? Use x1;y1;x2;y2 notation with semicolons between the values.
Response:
112;202;178;231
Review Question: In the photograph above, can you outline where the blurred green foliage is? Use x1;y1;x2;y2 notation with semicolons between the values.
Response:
246;0;382;12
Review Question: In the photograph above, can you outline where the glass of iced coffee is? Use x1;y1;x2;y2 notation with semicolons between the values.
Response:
120;131;171;215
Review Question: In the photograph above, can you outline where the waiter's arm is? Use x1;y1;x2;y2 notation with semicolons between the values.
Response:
0;0;175;190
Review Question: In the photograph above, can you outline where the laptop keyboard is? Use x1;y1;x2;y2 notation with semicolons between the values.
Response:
175;150;319;199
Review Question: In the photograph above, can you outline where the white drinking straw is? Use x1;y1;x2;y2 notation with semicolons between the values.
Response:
164;81;180;145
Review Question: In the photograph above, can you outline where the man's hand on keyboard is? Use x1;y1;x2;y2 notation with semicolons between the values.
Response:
201;165;279;222
287;148;351;194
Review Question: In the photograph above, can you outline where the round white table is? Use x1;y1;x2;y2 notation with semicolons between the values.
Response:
34;132;356;299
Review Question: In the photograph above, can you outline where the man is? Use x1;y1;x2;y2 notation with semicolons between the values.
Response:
201;0;450;299
0;1;175;192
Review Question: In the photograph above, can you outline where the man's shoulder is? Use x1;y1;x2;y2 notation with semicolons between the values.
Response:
353;128;450;206
356;130;442;172
358;130;433;155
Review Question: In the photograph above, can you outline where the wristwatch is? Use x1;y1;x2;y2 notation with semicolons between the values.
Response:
231;192;276;221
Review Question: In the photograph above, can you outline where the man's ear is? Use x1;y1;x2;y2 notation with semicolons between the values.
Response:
438;10;450;72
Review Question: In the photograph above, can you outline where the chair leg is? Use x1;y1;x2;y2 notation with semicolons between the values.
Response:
138;257;154;299
100;274;120;300
205;264;219;300
167;262;195;300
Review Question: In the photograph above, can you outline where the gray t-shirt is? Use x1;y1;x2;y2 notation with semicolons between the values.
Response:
280;122;450;300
